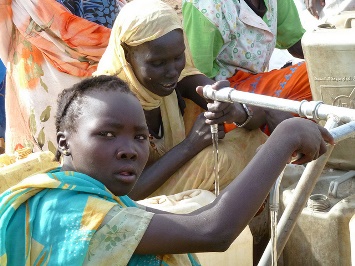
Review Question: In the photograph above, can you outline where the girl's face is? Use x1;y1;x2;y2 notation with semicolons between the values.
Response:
125;29;186;96
60;90;150;196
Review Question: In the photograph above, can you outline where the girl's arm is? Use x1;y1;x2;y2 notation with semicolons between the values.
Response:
135;117;333;254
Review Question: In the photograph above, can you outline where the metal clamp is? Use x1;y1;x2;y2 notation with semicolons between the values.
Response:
227;88;235;103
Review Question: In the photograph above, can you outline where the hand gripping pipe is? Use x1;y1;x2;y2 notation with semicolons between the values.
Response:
258;119;355;266
202;86;355;123
202;86;355;265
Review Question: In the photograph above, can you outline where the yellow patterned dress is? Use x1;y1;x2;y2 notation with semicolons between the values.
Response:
0;169;201;265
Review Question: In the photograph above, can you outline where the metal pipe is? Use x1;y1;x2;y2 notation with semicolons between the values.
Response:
269;172;284;213
201;86;355;265
258;118;355;266
328;120;355;142
202;86;355;123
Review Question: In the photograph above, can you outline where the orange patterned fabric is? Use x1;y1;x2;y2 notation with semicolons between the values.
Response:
0;0;112;153
224;62;311;133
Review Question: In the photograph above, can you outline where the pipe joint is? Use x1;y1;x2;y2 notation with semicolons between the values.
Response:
299;100;324;119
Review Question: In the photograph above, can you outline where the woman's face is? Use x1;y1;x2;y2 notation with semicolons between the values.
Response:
61;89;150;196
125;29;186;97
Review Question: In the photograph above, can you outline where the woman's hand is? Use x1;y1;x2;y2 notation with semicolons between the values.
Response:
197;80;246;125
196;81;267;129
185;113;225;151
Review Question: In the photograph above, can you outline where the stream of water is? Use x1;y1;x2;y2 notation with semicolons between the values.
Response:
211;124;220;196
270;209;278;266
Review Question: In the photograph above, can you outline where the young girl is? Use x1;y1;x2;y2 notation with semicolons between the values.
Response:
0;75;333;265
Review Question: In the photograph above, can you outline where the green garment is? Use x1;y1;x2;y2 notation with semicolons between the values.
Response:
182;0;305;79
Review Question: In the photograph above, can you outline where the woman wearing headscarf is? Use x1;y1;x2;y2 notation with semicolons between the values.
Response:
94;0;270;199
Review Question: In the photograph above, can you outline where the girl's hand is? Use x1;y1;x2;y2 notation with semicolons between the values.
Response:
273;118;334;165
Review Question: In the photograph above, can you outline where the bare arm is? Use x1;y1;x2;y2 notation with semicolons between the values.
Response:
135;117;334;254
287;39;304;59
264;108;295;133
